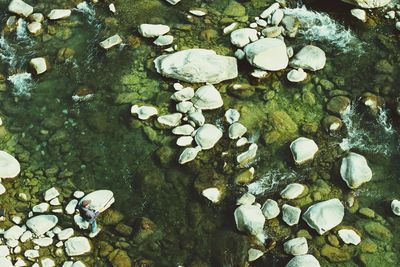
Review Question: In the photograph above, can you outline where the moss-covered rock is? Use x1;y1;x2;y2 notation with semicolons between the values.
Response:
263;110;298;144
108;249;132;267
223;1;246;17
364;221;392;240
100;209;124;226
321;244;352;262
327;96;351;115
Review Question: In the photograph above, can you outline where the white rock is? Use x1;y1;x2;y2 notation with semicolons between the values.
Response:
66;199;78;215
20;230;32;242
7;239;19;247
165;0;181;5
282;204;301;226
230;28;258;48
58;228;74;241
172;124;195;135
178;146;201;164
261;26;283;38
176;136;193;147
33;237;53;247
237;143;258;167
229;122;247;139
32;202;50;213
290;45;326;71
171;87;194;102
287;68;307;82
41;258;55;267
153;35;174;46
173;83;183;90
79;190;114;211
44;187;59;201
157;113;183;127
8;0;33;17
14;258;26;267
154;49;238;84
236;192;256;205
287;47;294;58
56;241;63;247
4;225;24;240
340;152;372;189
244;38;288;71
131;105;158;120
290;137;318;165
48;9;72;20
26;215;58;236
176;101;193;113
73;215;89;230
234;204;265;235
0;258;13;267
351;9;367;22
29;13;44;22
251;69;269;79
24;249;39;258
396;21;400;31
280;183;305;200
0;183;5;195
65;237;91;256
0;245;10;257
27;22;42;35
188;110;205;126
248;248;264;261
260;3;280;19
12;216;22;224
202;188;221;203
52;226;62;234
256;19;267;27
189;10;207;16
225;109;240;124
14;245;22;253
286;255;321;267
284;237;308;255
99;34;122;50
29;57;47;75
338;229;361;245
192;85;223;110
223;22;238;35
302;198;344;235
391;199;400;216
271;9;284;25
109;3;116;14
72;261;86;267
138;24;170;38
341;0;390;8
0;151;20;178
50;198;61;206
261;199;280;219
74;191;85;198
195;124;223;150
46;231;55;238
235;49;246;60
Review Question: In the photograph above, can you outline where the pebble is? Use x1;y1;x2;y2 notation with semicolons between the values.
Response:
44;187;59;201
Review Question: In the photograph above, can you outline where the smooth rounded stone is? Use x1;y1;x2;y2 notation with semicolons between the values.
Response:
251;69;268;79
237;143;258;167
12;216;22;224
27;22;42;35
391;199;400;216
234;49;246;60
287;68;307;82
192;84;223;110
234;204;265;235
108;3;116;13
248;248;264;261
73;215;89;230
33;237;53;247
256;18;267;27
189;9;207;16
202;187;221;203
48;9;72;20
342;0;390;8
236;137;248;147
287;47;294;58
41;258;55;267
153;35;174;46
46;231;55;238
176;136;193;147
58;228;74;241
29;13;44;22
230;28;258;48
4;225;24;240
79;190;114;211
396;21;400;31
0;245;10;257
271;9;284;25
72;261;86;267
138;24;170;37
229;122;247;139
44;187;60;201
188;110;205;126
244;38;288;71
260;3;280;19
65;237;91;256
157;113;183;127
327;96;351;116
0;183;5;195
33;202;50;213
225;109;240;124
24;249;39;258
282;204;301;226
350;9;367;22
237;192;256;206
52;227;62;235
176;101;193;113
286;255;321;267
14;246;21;253
290;137;318;165
261;199;280;219
338;229;361;245
52;208;63;213
172;124;195;135
8;0;33;17
20;230;33;242
302;198;344;235
0;151;20;178
284;237;308;256
290;45;326;71
262;26;283;38
171;87;194;102
280;183;305;200
178;146;201;164
0;258;13;267
130;105;158;120
14;258;26;267
195;124;223;150
340;152;372;189
29;57;47;75
73;191;85;199
223;22;239;35
26;215;58;236
154;49;238;84
65;199;78;215
50;198;61;206
99;34;122;50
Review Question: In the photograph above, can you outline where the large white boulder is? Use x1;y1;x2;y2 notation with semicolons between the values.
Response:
340;152;372;189
0;151;20;178
8;0;33;17
234;204;265;235
65;237;91;256
342;0;390;8
284;237;308;256
230;28;258;48
302;198;344;235
79;190;114;211
290;137;318;165
138;24;170;38
290;45;326;71
286;255;321;267
99;34;122;50
48;9;71;20
26;215;58;236
154;49;238;84
192;85;223;110
244;38;288;71
194;124;223;150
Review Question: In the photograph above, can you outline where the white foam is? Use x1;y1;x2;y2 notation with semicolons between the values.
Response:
75;2;96;24
7;72;33;96
247;169;298;195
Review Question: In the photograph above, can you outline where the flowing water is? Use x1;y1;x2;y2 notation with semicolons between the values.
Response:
0;0;400;266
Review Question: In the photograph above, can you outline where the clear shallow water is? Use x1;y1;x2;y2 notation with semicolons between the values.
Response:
0;0;399;266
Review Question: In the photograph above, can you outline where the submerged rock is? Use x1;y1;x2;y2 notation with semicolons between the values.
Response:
178;146;201;164
154;49;238;84
342;0;390;8
290;137;318;165
244;38;288;71
340;152;372;189
100;34;122;50
286;255;321;267
327;96;351;116
234;204;265;235
29;57;48;75
290;45;326;71
302;199;344;235
230;28;258;48
138;24;170;37
0;151;20;178
8;0;33;17
284;237;308;256
48;9;71;20
322;115;343;132
248;248;264;261
195;124;223;150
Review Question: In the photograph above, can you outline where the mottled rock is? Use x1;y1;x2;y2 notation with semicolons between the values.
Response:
26;215;58;236
280;183;305;199
192;84;223;110
65;237;91;256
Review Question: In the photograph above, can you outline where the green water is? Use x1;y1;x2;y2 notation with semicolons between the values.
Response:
0;0;400;266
